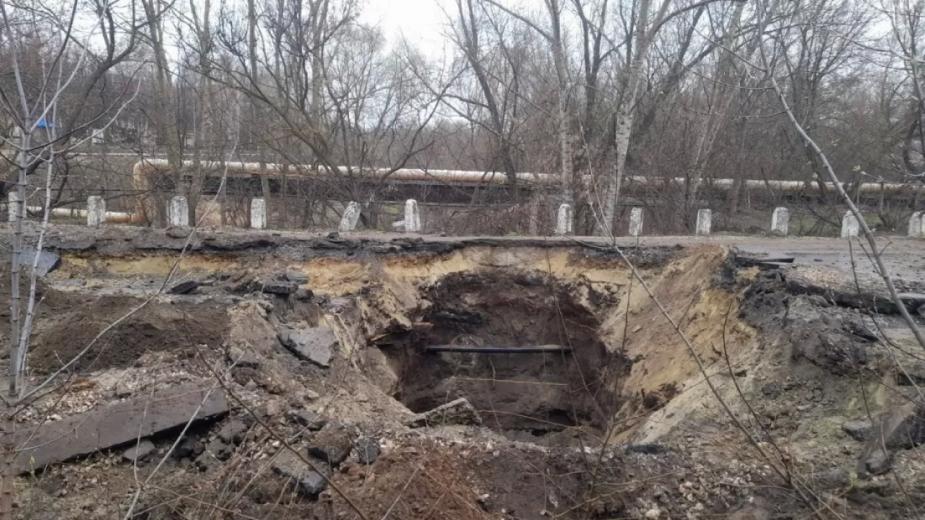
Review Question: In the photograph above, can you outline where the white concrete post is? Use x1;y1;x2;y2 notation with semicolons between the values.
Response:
555;203;573;235
771;207;789;236
908;211;923;238
8;191;22;222
250;198;267;229
628;207;643;237
695;209;712;236
404;199;421;233
339;201;361;232
528;198;539;235
840;211;859;238
168;195;189;227
87;196;105;227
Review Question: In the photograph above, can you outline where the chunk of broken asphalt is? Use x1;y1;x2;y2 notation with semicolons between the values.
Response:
173;437;204;459
307;424;353;466
284;270;309;284
217;418;248;445
842;420;872;442
288;409;327;431
272;451;328;498
204;437;233;461
168;280;200;294
165;226;192;239
277;326;336;367
12;383;227;474
122;440;155;463
226;345;260;368
17;248;60;276
262;280;297;295
294;287;314;301
624;443;669;455
859;403;925;475
354;437;380;465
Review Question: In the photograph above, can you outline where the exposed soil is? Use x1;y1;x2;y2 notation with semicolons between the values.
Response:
376;270;624;438
6;226;925;519
28;295;229;373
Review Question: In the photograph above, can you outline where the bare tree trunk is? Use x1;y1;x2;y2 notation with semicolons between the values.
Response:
684;2;745;225
601;0;746;235
600;0;654;236
547;0;573;207
311;53;324;129
484;0;574;204
602;108;629;233
555;58;572;205
0;438;12;517
729;176;743;217
9;125;28;397
455;0;519;185
189;0;212;225
143;0;182;224
281;163;289;227
309;0;329;160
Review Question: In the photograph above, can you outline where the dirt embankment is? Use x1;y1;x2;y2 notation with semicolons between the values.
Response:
8;236;925;519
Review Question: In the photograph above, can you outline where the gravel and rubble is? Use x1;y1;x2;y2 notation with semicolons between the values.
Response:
5;227;925;518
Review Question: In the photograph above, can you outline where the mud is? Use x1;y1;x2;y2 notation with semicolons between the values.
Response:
7;226;925;519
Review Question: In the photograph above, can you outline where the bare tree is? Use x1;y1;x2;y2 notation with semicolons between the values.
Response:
599;0;747;235
0;0;140;397
446;0;523;185
485;0;575;206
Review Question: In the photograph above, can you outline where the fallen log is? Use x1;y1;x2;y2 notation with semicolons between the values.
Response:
12;382;228;474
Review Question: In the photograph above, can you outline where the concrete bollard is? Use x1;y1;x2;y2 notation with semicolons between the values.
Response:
695;209;712;236
168;195;189;227
404;199;421;233
908;211;923;238
87;196;105;227
628;207;643;237
8;191;22;222
250;198;267;229
555;203;573;236
840;211;859;238
339;201;361;232
771;207;789;236
528;198;539;235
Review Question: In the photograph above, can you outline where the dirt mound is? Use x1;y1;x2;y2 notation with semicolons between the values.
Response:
329;442;491;519
30;294;229;373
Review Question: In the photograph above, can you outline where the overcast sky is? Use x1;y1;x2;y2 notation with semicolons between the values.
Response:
359;0;560;59
360;0;455;52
